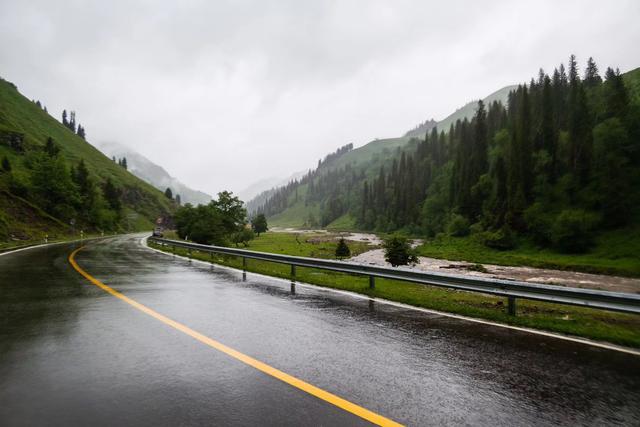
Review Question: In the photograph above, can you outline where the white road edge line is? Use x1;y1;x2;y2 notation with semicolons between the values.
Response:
0;236;110;257
140;236;640;357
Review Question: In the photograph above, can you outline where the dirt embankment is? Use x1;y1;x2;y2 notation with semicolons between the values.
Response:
349;249;640;294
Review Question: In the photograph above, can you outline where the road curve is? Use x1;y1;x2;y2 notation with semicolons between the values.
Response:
1;234;639;426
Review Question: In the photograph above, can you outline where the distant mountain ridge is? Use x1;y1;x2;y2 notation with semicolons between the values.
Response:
97;141;212;206
404;118;437;138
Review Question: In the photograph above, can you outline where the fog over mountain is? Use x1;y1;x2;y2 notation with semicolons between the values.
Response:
97;141;212;206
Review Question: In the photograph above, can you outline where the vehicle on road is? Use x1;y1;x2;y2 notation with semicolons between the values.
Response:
152;227;164;237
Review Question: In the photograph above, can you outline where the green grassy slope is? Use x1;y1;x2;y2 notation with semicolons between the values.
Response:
0;77;173;242
261;87;516;228
331;136;411;171
435;85;516;133
0;189;70;247
623;66;640;105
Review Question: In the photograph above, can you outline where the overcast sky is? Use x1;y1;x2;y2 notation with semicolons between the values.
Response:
1;0;639;197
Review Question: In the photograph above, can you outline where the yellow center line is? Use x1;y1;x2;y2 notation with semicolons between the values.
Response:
68;246;402;427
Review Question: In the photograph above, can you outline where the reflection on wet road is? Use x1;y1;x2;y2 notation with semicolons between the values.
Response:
1;235;639;426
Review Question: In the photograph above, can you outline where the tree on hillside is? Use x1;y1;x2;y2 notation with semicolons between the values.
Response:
1;156;10;172
584;57;602;87
175;194;181;205
77;124;86;139
251;213;268;236
69;111;76;133
603;67;629;120
164;187;173;199
62;110;68;127
30;153;79;221
122;157;128;170
383;235;419;267
103;178;121;212
44;137;60;157
72;159;99;223
335;238;351;259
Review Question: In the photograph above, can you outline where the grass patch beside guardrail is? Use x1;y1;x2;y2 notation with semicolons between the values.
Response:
148;240;640;349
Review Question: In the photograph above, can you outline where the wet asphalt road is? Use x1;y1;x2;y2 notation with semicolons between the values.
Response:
1;235;639;426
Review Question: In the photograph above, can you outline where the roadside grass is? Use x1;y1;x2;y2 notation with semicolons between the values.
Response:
164;230;373;259
416;227;640;278
149;233;640;349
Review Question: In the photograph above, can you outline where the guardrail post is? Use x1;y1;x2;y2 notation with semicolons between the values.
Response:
508;296;517;316
290;264;296;282
242;257;247;281
369;275;375;289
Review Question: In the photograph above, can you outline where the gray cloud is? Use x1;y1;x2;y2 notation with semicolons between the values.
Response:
1;0;639;196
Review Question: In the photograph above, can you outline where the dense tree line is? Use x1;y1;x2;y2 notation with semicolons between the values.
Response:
255;56;640;253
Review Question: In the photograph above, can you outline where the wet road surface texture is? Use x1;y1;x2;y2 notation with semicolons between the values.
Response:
1;235;639;426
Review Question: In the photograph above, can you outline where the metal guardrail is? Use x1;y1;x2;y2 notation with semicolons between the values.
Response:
148;236;640;316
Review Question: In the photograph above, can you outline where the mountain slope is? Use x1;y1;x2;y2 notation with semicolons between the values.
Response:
434;85;516;133
622;66;640;104
249;63;639;240
0;77;174;242
247;84;516;224
97;141;211;206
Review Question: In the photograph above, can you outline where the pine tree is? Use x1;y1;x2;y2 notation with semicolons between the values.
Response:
122;157;128;170
72;159;97;221
103;178;121;211
62;110;68;127
568;77;592;186
603;67;629;119
584;57;602;87
69;111;76;133
44;137;60;157
469;100;488;219
164;187;173;199
1;156;10;172
335;238;351;259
